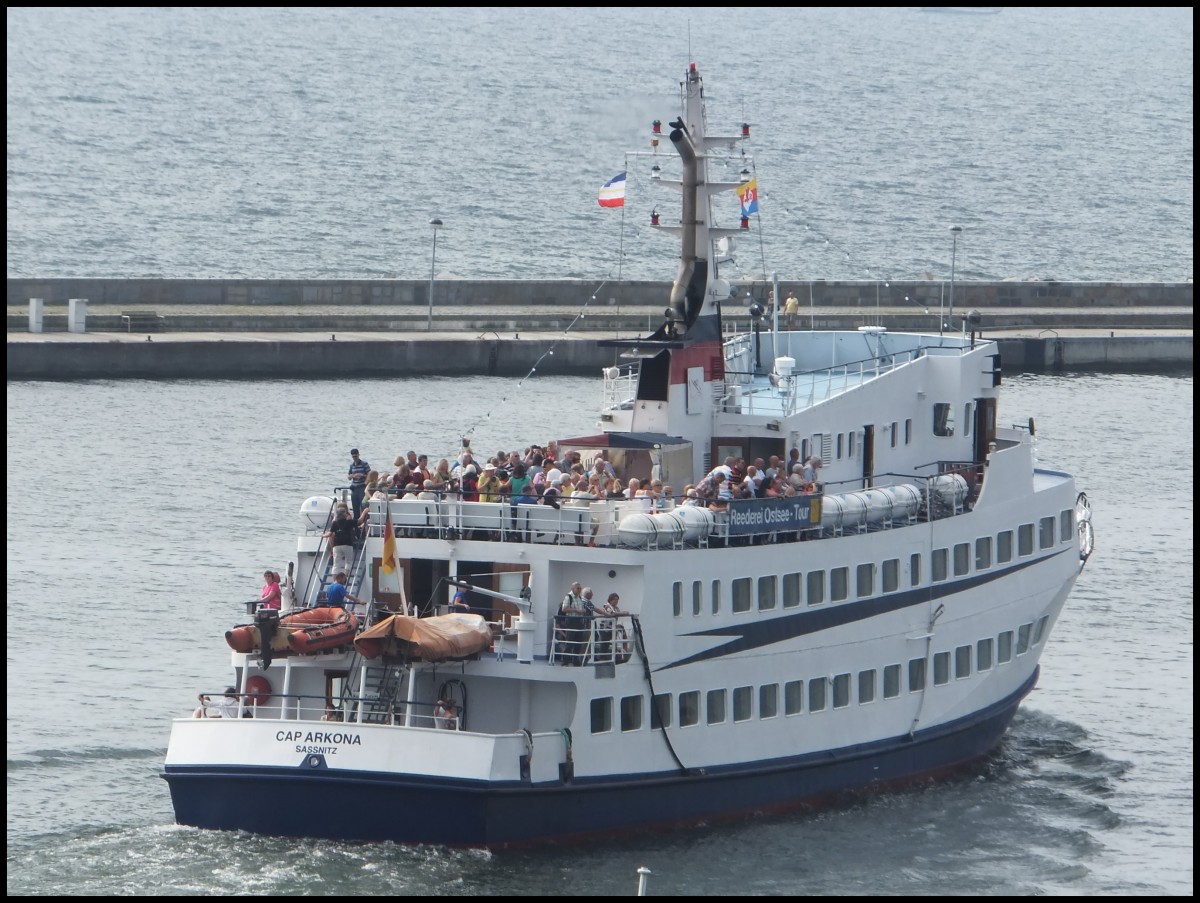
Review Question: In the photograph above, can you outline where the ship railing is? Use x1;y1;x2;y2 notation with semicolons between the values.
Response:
601;362;641;412
226;691;462;729
550;615;635;666
718;349;923;416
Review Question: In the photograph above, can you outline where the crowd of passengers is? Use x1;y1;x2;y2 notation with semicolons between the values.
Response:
346;442;824;526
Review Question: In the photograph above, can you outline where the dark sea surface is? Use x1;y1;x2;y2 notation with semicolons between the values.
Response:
5;6;1193;897
5;8;1193;284
4;373;1193;896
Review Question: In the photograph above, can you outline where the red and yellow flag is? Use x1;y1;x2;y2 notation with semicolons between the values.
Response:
381;510;397;575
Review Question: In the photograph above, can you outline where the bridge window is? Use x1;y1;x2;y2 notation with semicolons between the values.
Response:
883;664;901;698
590;697;612;734
706;689;727;725
733;686;753;722
621;696;643;732
784;680;803;715
679;691;700;727
759;684;779;719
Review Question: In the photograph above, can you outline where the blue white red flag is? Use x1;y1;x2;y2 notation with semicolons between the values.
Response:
737;176;759;216
598;171;627;208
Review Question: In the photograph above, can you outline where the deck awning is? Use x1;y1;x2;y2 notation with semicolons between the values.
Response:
558;432;687;450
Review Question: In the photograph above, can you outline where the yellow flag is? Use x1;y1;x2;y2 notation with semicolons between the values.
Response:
381;510;397;575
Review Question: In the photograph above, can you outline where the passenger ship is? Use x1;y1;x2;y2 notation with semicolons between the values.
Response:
163;61;1094;847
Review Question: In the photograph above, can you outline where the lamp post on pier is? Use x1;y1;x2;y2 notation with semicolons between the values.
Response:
947;225;962;335
427;218;443;331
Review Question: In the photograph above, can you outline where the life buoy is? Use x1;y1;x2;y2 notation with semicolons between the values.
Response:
615;625;631;664
245;674;272;706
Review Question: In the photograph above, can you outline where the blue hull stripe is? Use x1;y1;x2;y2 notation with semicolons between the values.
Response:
163;670;1037;847
661;549;1069;671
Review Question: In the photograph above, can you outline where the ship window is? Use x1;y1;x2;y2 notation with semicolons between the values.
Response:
679;691;700;727
651;693;672;730
883;664;901;698
692;580;702;616
732;578;752;613
856;562;875;598
908;658;926;692
782;572;802;608
1033;615;1049;645
953;542;970;576
830;567;849;602
760;684;779;719
890;421;898;448
707;689;727;725
905;418;913;444
932;548;949;582
672;581;682;617
832;673;851;708
933;402;955;437
733;686;753;722
848;431;856;458
758;575;777;611
933;651;950;685
858;669;876;704
711;579;721;614
784;680;803;715
836;433;844;460
998;631;1014;663
801;439;810;461
910;553;921;587
806;570;825;606
1059;509;1074;542
975;537;992;570
955;645;971;679
1039;516;1056;549
590;697;613;734
882;559;899;593
997;530;1014;563
977;638;994;671
964;403;973;437
1018;524;1034;556
1017;623;1032;655
621;696;643;732
808;678;828;712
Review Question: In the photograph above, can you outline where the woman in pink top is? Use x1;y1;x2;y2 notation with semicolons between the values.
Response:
259;570;282;610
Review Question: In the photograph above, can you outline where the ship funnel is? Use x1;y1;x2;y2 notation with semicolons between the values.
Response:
666;125;706;333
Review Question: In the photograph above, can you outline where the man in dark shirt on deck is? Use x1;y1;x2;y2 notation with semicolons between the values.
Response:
348;448;370;520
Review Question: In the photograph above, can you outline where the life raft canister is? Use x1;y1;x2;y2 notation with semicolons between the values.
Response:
245;674;272;706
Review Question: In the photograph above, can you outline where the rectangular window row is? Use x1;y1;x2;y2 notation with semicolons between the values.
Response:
591;616;1050;734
